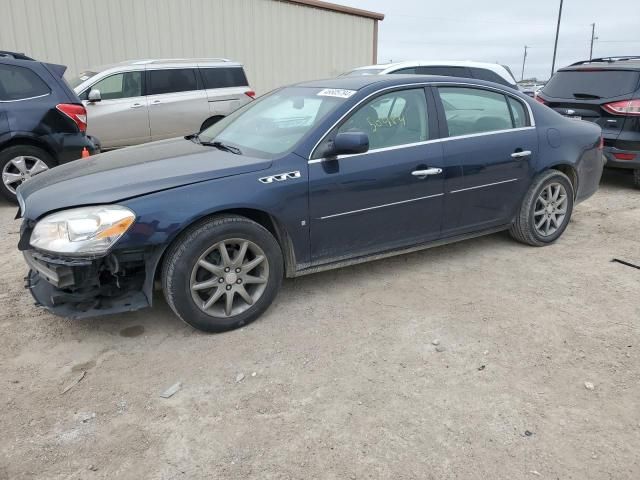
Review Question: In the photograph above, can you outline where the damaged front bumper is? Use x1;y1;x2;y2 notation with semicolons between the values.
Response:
23;247;163;319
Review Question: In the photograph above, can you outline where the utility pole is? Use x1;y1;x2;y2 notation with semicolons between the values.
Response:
521;45;528;81
551;0;564;78
589;23;598;60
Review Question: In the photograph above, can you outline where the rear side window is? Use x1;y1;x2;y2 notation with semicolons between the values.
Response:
0;64;50;101
148;69;198;95
200;67;248;89
438;87;515;136
543;70;640;99
470;67;511;87
418;66;472;79
508;97;528;127
390;67;417;74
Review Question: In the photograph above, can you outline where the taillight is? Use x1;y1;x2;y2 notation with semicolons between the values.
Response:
598;136;604;150
613;152;636;161
56;103;87;132
602;99;640;116
534;94;547;105
245;90;256;99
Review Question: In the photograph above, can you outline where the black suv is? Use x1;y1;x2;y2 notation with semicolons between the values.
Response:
537;56;640;188
0;51;99;202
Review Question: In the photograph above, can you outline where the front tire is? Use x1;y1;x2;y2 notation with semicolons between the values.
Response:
161;215;283;333
0;145;54;203
509;170;574;246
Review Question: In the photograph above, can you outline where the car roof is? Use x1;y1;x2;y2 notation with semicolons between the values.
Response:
295;74;520;92
88;58;243;73
560;60;640;71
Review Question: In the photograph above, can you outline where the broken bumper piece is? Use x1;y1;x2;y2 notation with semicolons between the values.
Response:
23;249;156;319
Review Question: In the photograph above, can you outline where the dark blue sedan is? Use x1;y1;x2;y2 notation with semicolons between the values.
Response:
17;75;604;332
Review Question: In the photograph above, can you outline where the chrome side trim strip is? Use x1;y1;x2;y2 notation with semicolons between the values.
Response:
320;193;443;220
0;92;51;103
450;178;519;194
308;81;535;160
307;126;536;164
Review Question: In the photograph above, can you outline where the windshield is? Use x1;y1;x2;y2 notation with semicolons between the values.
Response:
66;71;98;89
342;68;386;76
198;87;351;158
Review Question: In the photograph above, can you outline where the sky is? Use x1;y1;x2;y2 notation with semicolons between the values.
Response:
337;0;640;81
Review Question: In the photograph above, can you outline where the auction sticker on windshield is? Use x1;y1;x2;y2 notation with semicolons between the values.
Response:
317;89;357;98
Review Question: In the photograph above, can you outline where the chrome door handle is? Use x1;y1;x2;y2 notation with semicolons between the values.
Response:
511;150;532;158
151;100;161;105
130;103;144;109
412;168;442;177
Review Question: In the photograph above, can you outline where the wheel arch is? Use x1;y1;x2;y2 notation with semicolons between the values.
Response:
151;207;297;290
547;163;578;198
0;135;58;163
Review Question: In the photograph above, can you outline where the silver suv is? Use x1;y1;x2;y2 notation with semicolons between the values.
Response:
68;58;255;149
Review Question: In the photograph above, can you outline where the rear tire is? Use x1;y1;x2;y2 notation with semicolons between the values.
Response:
633;169;640;189
161;215;283;333
0;145;54;203
509;170;574;247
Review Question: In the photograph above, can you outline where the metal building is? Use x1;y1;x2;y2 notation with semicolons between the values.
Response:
0;0;384;94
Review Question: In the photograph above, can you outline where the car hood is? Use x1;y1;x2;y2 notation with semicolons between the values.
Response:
19;137;272;219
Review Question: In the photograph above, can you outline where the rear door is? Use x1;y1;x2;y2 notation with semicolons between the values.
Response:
199;66;252;118
80;70;150;148
434;85;537;236
539;68;640;141
147;68;209;140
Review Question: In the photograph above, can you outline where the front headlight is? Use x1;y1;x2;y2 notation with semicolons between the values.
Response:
30;205;135;255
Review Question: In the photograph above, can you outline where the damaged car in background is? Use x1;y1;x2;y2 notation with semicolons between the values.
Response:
17;75;604;333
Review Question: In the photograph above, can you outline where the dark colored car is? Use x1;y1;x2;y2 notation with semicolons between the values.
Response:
17;75;604;333
0;52;99;202
537;56;640;188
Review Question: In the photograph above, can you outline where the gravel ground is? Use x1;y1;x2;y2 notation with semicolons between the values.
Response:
1;169;638;480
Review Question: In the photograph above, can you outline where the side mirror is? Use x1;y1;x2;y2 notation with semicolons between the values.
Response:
87;89;101;102
329;131;369;156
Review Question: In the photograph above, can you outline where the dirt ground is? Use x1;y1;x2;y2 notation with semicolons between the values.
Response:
1;169;638;480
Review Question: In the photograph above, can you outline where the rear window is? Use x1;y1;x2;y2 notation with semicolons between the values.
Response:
200;67;248;89
148;68;198;95
543;70;640;99
0;64;50;101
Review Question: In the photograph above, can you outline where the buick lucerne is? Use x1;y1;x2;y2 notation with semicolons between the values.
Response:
17;75;604;332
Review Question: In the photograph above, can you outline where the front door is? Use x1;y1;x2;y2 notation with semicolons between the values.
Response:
146;68;210;141
309;87;445;265
82;71;150;149
434;86;538;236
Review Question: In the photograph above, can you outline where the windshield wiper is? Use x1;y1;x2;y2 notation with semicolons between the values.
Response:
573;92;601;99
201;140;242;155
185;133;201;144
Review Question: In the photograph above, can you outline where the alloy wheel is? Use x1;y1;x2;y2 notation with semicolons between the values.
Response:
2;156;49;194
533;182;568;237
190;238;269;318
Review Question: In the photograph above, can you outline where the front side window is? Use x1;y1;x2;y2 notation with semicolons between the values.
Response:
81;71;142;100
199;87;348;158
148;69;198;95
390;67;417;74
438;87;516;137
201;67;248;89
0;64;50;101
470;68;511;87
336;88;429;150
